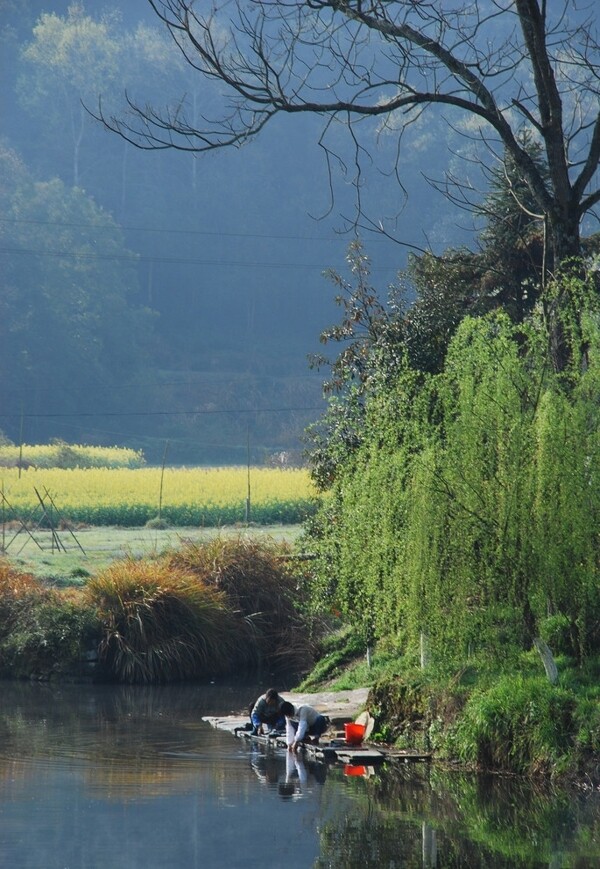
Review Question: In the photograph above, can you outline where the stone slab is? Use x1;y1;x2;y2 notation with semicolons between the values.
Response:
202;687;371;733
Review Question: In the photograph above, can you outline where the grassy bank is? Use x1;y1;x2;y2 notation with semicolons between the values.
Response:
0;533;317;685
3;521;598;782
297;628;600;784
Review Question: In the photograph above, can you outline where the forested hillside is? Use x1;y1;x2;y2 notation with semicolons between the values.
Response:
0;0;465;464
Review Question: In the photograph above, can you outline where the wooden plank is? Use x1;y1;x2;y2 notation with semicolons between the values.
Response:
335;749;386;764
204;708;433;767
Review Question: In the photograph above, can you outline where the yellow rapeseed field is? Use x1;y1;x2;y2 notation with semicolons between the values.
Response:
0;443;144;468
0;466;317;526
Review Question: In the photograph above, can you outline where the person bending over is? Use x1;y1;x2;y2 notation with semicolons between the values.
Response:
280;701;328;753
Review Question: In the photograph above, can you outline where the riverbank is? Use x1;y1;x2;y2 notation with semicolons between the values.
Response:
290;627;600;787
3;530;600;785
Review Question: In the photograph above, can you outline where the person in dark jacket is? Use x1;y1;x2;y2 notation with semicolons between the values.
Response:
250;688;286;735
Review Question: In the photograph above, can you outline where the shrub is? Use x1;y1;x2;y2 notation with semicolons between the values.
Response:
145;516;169;529
0;561;100;678
0;561;43;641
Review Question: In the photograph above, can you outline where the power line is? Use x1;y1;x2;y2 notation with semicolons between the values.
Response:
0;244;398;273
0;372;325;398
0;216;353;244
0;245;324;269
0;405;325;421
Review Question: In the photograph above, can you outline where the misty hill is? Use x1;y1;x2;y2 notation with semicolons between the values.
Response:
0;0;473;464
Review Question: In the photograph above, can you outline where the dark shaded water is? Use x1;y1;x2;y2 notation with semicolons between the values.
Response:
1;682;599;868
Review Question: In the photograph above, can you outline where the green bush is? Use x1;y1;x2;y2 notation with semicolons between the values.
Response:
453;675;576;775
0;562;100;678
539;614;575;657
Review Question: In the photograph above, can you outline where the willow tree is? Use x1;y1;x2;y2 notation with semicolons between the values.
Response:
101;3;599;281
308;273;600;673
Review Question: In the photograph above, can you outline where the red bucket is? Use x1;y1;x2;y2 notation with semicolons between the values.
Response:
344;722;366;745
344;764;367;776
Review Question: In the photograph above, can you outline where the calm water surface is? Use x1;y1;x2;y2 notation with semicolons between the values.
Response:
1;681;599;868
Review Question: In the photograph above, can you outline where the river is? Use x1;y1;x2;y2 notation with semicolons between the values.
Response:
1;681;599;867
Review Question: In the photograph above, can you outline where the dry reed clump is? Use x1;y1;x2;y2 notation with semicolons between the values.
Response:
85;558;239;684
166;534;316;673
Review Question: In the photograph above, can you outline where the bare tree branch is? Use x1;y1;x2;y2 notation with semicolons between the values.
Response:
93;1;600;267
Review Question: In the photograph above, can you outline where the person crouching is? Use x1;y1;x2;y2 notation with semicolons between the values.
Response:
250;688;286;735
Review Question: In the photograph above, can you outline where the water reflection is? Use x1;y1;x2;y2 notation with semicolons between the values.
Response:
248;748;329;801
1;681;600;868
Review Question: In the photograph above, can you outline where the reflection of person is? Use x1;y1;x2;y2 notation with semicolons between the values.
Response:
278;751;307;800
280;701;328;753
250;749;282;786
250;688;286;735
287;750;308;787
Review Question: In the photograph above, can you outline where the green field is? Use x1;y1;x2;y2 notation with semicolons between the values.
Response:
2;524;303;585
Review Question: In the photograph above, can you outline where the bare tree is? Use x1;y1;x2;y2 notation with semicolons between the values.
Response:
97;0;600;271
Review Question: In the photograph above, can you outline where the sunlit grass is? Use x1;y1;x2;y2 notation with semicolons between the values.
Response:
2;525;302;585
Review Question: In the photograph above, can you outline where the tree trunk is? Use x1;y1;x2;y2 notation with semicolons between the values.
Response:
544;209;583;373
548;210;581;267
533;637;558;685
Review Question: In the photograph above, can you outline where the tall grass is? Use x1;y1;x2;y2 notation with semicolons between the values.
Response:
86;559;238;684
167;535;317;673
452;675;576;775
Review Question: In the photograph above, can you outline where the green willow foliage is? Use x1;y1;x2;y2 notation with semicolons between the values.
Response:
308;272;600;669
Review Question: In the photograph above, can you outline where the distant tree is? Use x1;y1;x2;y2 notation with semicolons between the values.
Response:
0;145;155;438
17;3;185;195
18;4;124;187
